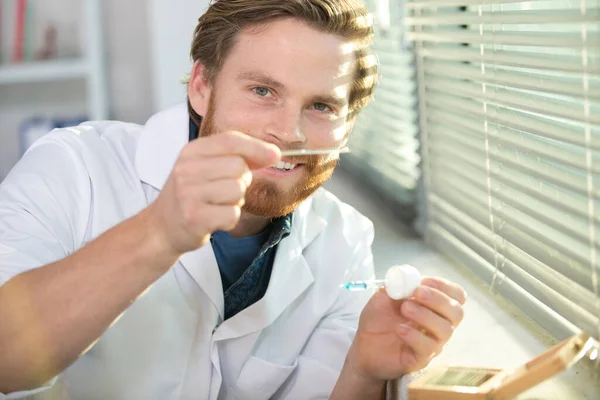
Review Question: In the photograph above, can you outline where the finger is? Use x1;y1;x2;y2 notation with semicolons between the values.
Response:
401;300;454;343
201;179;247;206
413;285;464;327
421;277;467;305
199;204;241;232
195;156;252;182
190;131;281;170
397;324;438;367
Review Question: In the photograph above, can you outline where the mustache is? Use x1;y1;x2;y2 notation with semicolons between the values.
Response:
281;154;336;168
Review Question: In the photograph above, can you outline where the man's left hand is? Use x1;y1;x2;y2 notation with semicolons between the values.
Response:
347;276;467;382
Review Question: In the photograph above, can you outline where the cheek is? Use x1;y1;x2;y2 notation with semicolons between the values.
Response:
213;103;264;133
210;87;265;132
304;119;348;147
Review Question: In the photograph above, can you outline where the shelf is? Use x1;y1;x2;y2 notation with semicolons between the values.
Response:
0;58;89;86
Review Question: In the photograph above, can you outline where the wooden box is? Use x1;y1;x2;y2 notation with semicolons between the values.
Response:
408;332;597;400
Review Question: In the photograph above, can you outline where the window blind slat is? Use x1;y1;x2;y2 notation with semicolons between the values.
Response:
428;113;600;174
407;0;560;9
377;119;419;138
425;79;600;125
421;45;600;74
375;101;418;122
428;105;600;153
429;130;600;209
424;61;600;99
430;176;597;272
428;124;600;199
431;157;600;248
431;201;599;333
427;99;600;149
431;164;595;258
364;145;422;169
407;30;600;48
376;86;418;108
432;198;598;312
432;201;597;295
433;152;600;225
430;192;595;290
428;223;581;340
378;52;415;70
406;10;600;25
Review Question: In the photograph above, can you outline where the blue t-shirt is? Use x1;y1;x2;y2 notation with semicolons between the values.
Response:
210;215;292;320
211;229;271;292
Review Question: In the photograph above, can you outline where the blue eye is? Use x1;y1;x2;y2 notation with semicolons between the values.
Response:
313;103;331;112
253;87;271;97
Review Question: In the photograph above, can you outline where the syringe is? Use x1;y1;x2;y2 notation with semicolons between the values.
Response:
341;264;422;300
340;280;387;291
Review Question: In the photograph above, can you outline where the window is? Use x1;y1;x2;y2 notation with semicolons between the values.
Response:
406;0;600;339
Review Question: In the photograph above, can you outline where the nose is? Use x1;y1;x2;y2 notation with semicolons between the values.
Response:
263;105;306;146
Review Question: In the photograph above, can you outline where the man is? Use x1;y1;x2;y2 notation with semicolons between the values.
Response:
0;0;466;399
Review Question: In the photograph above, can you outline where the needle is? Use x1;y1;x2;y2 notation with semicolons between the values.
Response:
280;146;350;157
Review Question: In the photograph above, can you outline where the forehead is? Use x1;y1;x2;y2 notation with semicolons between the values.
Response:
218;18;354;97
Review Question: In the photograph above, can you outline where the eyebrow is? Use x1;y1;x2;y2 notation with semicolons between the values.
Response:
237;71;285;92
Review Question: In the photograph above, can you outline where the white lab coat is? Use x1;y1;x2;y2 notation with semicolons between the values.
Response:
0;103;375;400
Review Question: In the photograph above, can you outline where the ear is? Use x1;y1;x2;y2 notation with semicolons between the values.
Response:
188;61;212;117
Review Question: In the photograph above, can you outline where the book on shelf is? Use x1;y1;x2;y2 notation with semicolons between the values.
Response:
1;0;81;67
1;0;30;65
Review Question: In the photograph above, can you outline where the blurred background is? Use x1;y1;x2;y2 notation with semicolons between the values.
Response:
0;0;203;176
0;0;599;398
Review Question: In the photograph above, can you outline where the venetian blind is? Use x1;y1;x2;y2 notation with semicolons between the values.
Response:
407;0;600;340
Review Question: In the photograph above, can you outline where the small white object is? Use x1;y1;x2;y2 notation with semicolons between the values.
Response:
384;264;422;300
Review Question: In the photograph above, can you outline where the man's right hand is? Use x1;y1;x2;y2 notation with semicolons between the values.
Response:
146;131;281;257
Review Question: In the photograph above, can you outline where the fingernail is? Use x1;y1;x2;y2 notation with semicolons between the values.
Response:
403;302;418;316
417;287;431;300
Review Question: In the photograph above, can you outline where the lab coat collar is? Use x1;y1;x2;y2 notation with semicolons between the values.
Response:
179;241;226;318
135;102;189;191
214;195;328;341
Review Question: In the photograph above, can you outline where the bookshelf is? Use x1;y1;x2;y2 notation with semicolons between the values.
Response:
0;0;108;120
0;58;87;84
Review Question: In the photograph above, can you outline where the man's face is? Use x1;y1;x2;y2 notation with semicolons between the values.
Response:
190;18;355;218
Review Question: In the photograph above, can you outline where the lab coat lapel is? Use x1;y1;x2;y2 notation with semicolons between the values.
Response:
179;243;225;319
214;198;327;341
135;103;188;191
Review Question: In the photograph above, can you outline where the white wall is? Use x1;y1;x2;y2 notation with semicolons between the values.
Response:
148;0;210;112
0;0;154;179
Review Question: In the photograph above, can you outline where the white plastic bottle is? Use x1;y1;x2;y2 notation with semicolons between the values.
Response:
385;264;422;300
